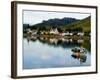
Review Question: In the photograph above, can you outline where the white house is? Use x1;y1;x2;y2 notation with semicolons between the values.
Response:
77;32;84;36
49;38;58;44
50;28;59;34
27;29;32;34
61;32;70;36
69;33;73;36
61;38;69;42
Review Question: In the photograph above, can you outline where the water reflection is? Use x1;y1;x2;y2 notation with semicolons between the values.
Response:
71;52;87;63
23;36;91;69
28;36;90;51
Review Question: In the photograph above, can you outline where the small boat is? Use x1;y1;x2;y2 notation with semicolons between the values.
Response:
71;47;86;53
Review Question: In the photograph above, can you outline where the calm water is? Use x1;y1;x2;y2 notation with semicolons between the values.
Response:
23;37;91;69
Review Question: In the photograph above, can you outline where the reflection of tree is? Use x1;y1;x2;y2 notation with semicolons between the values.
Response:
71;52;87;63
26;36;90;51
38;37;81;48
81;38;91;52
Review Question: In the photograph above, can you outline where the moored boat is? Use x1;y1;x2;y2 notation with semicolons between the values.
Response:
71;47;86;53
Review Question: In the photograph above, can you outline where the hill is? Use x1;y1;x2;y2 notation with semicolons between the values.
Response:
65;16;91;33
23;16;91;33
29;17;79;31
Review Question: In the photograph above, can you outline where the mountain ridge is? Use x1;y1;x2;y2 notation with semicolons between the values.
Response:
23;16;91;34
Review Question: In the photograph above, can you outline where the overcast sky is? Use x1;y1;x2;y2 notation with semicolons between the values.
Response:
23;10;90;25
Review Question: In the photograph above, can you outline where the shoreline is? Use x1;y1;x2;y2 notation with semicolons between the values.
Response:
23;33;90;40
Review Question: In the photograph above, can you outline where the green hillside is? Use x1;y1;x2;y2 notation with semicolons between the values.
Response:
64;16;91;33
23;16;91;35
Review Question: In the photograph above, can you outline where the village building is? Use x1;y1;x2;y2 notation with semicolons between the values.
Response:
61;32;70;36
77;32;84;36
69;33;73;36
50;28;59;34
27;29;32;34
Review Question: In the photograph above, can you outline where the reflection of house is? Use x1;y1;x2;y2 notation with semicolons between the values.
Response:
50;28;59;34
31;36;37;40
77;39;84;43
77;32;84;36
32;31;37;35
40;37;44;40
61;38;67;41
49;38;58;44
60;38;73;43
69;39;73;42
